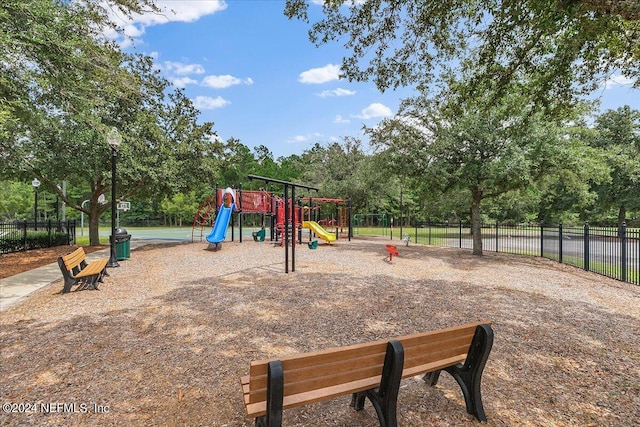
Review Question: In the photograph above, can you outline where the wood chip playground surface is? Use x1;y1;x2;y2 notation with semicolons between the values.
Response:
0;236;638;426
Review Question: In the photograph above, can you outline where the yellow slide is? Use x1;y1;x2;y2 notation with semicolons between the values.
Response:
302;221;337;243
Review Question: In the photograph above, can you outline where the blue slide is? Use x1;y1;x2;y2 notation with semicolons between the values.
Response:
206;203;235;245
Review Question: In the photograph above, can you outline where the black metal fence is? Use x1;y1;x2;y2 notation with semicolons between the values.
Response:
0;220;77;254
356;221;640;286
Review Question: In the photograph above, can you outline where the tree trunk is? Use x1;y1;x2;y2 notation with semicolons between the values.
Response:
471;187;483;256
617;205;626;237
88;207;101;246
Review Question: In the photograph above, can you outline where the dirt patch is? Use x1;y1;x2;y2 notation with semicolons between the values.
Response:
0;245;109;279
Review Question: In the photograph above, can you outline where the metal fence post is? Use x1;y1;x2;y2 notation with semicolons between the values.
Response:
495;221;499;252
428;219;431;245
459;219;462;248
540;224;544;258
621;222;627;283
22;221;27;251
584;222;589;271
559;223;563;264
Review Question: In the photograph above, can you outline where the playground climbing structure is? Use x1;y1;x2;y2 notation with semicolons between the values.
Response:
192;188;274;242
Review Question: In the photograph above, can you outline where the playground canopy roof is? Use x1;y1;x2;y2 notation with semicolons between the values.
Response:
247;174;319;192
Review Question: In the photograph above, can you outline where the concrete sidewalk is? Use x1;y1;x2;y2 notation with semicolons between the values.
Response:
0;239;179;312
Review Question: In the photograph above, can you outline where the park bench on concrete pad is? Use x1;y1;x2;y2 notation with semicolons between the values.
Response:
241;321;494;427
57;247;109;293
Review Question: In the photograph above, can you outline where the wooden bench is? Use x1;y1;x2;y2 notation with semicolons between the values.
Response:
241;321;493;427
385;244;399;261
57;247;109;293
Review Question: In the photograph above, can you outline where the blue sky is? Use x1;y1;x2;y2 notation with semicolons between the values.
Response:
108;0;639;159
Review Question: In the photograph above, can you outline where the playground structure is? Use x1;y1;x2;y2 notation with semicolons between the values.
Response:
192;187;352;247
191;176;353;273
300;197;351;242
192;187;272;243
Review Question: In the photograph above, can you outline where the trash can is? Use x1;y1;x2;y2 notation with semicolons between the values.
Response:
115;227;131;260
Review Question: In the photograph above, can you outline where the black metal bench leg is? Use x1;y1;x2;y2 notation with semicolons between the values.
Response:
90;275;100;290
444;324;494;422
350;391;367;410
62;278;75;294
77;279;88;291
257;360;283;427
422;370;441;386
350;340;404;427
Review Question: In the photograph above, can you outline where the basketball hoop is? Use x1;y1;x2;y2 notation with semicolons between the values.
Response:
117;201;131;212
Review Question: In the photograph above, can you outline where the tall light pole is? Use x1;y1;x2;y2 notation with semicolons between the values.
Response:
32;178;40;230
107;128;121;268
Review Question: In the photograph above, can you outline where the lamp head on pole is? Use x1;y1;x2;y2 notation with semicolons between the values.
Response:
106;127;122;150
32;178;40;189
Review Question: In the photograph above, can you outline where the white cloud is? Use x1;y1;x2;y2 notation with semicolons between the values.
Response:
173;77;198;88
604;73;634;89
354;103;393;119
193;96;230;110
335;115;350;124
106;1;227;43
163;61;205;75
287;133;323;144
317;88;356;97
202;75;254;89
299;64;341;84
158;61;205;88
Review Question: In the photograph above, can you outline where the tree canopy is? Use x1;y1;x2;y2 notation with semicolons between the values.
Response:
0;1;217;244
285;0;640;110
587;106;640;229
368;87;609;253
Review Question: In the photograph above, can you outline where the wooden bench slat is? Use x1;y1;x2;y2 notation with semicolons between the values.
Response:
249;338;388;375
247;341;388;400
248;358;388;404
397;323;479;347
401;354;467;379
248;345;388;399
403;341;474;369
245;374;384;418
75;263;106;278
402;332;474;353
62;248;86;270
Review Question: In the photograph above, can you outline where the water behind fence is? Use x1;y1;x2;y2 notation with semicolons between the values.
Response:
354;222;639;286
0;220;77;254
